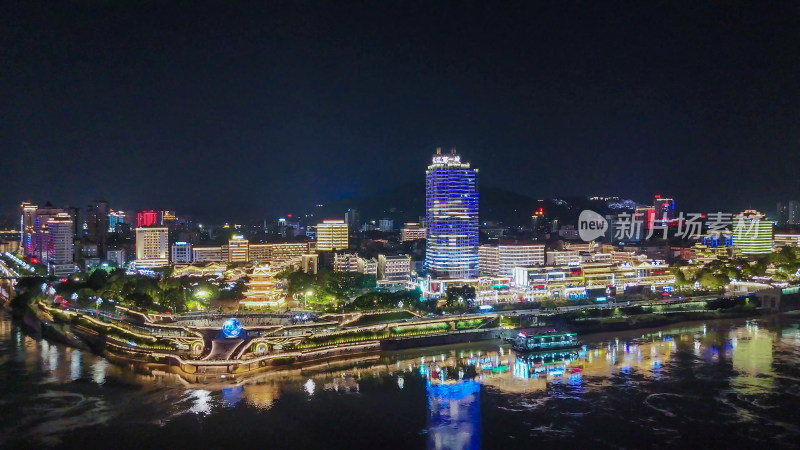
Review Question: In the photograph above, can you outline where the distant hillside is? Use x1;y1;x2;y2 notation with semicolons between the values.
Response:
310;183;602;227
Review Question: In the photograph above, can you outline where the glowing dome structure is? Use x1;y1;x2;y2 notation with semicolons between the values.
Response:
221;318;243;339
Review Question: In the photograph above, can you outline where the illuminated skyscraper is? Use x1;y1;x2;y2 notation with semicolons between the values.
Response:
425;148;479;279
135;227;169;267
316;220;349;251
48;213;76;276
732;210;773;255
227;235;250;263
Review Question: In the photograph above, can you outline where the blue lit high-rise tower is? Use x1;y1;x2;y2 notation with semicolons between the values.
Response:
425;148;479;279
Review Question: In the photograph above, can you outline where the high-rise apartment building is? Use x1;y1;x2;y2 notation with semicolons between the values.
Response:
425;148;479;279
86;200;110;251
345;208;360;230
48;213;76;276
316;220;349;251
777;201;799;225
135;227;169;267
20;201;65;261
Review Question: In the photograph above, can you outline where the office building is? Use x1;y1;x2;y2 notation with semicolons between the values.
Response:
227;235;250;263
378;254;412;282
425;148;479;279
479;244;546;276
732;210;773;255
193;246;224;263
401;223;427;241
171;242;193;264
316;220;349;251
250;242;314;268
135;227;169;267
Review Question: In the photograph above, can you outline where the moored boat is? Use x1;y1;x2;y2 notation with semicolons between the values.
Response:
512;329;579;352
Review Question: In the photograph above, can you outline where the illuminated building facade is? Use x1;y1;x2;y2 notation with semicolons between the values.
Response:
228;235;250;263
136;210;159;228
425;148;479;279
546;250;580;266
108;210;126;232
333;253;360;272
378;254;411;281
171;242;193;264
135;227;169;267
512;261;673;300
192;246;224;263
20;202;38;254
250;242;315;270
301;254;319;274
401;222;427;241
160;210;177;225
774;234;800;249
241;264;286;308
48;213;76;276
479;244;545;276
20;202;65;261
733;210;773;255
316;220;349;251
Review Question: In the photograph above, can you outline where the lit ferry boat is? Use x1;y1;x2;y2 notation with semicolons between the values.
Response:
512;329;580;352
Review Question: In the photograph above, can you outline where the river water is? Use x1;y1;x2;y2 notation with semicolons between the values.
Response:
1;311;799;449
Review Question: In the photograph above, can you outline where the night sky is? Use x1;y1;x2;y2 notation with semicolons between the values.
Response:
2;1;798;222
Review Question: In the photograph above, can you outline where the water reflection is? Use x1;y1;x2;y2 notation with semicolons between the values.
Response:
2;312;800;448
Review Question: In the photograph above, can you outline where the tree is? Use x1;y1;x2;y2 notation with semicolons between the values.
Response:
125;292;154;310
87;268;109;291
445;285;476;312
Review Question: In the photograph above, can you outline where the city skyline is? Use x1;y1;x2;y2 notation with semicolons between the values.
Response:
2;2;799;220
